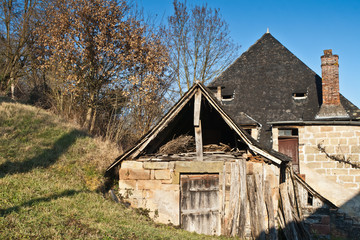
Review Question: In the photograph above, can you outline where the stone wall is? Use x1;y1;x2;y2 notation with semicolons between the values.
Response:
118;158;280;234
299;125;360;190
118;160;224;225
272;125;360;190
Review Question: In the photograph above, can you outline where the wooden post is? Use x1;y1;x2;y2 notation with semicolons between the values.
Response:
194;88;201;127
216;86;222;101
194;88;203;161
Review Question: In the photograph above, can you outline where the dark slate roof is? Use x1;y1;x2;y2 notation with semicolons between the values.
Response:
222;106;259;126
209;33;360;148
341;94;360;119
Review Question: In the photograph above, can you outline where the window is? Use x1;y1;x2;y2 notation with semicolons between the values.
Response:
292;92;307;100
307;192;313;206
278;128;298;137
222;94;234;100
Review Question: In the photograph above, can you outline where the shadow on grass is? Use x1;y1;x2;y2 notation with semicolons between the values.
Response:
0;189;85;217
0;129;87;178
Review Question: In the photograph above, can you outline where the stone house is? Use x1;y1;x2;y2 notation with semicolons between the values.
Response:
209;32;360;236
107;82;315;238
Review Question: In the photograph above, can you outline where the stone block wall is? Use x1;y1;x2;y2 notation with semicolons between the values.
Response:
119;161;179;224
273;125;360;190
118;160;224;225
118;158;281;234
299;125;360;190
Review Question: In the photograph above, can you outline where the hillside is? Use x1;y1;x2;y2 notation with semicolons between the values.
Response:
0;97;227;239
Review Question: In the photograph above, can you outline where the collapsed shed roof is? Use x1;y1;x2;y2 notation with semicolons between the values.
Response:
107;82;290;172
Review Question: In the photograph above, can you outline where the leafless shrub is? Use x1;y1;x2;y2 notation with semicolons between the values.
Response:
317;143;360;169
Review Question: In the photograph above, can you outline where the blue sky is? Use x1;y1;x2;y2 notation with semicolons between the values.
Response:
136;0;360;107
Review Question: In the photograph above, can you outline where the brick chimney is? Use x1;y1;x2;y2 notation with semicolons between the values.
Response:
321;49;340;105
316;49;349;119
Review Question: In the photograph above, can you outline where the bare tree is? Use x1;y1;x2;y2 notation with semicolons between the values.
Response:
167;0;239;96
0;0;37;99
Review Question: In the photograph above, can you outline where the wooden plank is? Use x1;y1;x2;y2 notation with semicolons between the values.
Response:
265;180;277;240
221;164;226;234
195;121;203;161
287;176;296;209
230;161;240;236
277;208;291;240
254;174;266;240
227;162;237;235
238;159;247;239
194;88;201;126
180;174;220;235
246;175;256;237
290;171;311;240
259;164;268;233
279;183;299;240
247;175;265;240
284;174;310;240
290;170;303;220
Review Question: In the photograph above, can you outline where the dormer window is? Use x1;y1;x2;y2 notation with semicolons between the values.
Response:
209;86;234;101
222;94;234;101
292;92;307;100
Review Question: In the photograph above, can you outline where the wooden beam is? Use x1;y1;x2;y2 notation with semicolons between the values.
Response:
217;86;222;101
195;121;203;161
194;88;203;160
194;88;201;126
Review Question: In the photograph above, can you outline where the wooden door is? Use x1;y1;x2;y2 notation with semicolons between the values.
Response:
278;138;299;173
180;174;220;235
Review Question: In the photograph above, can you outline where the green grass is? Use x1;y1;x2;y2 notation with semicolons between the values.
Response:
0;99;231;239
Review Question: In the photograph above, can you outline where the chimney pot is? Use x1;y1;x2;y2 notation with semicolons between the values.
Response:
323;49;332;56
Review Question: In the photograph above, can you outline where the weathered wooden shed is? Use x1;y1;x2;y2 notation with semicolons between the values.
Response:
107;82;310;238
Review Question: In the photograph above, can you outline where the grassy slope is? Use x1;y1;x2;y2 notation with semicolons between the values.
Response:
0;98;229;239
